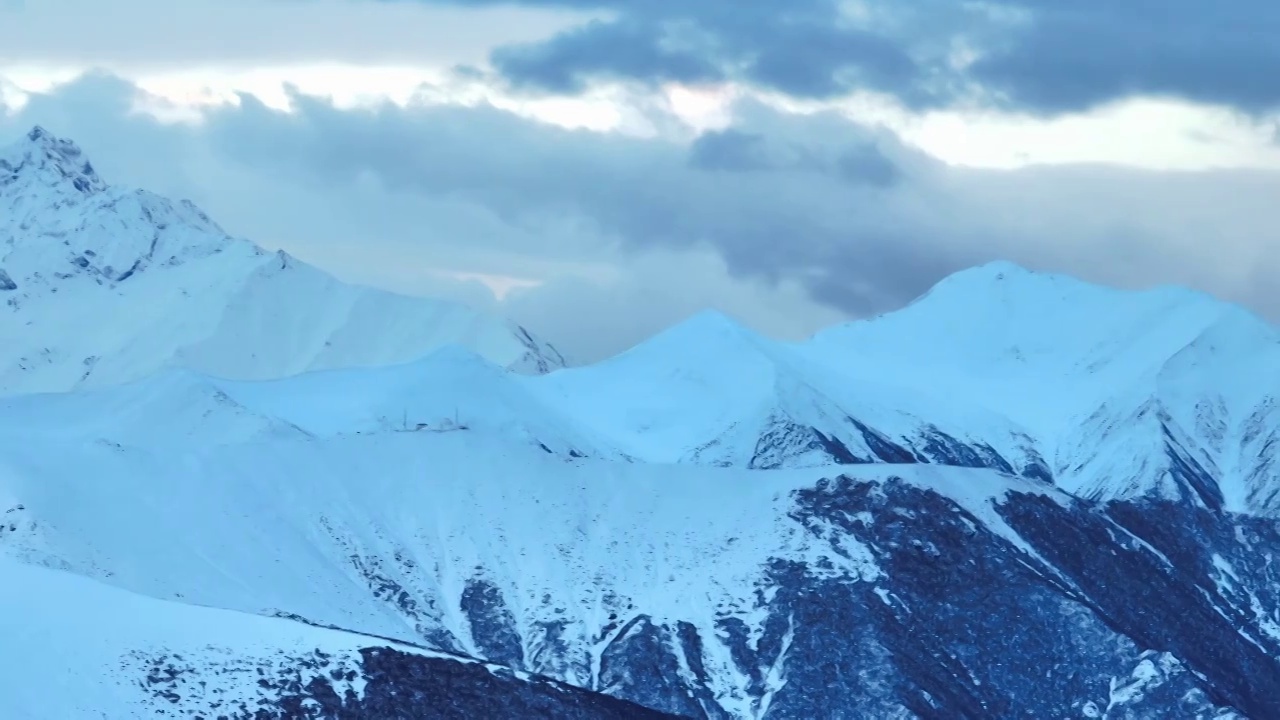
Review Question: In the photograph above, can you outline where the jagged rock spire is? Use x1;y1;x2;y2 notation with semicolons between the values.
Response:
0;126;106;195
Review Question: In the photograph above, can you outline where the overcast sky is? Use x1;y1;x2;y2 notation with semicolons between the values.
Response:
3;0;1280;361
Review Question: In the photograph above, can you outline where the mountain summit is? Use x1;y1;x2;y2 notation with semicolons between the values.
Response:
0;128;564;394
1;126;234;289
807;261;1280;514
1;126;107;195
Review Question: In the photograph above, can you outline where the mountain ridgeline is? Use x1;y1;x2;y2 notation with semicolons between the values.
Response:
1;128;1278;718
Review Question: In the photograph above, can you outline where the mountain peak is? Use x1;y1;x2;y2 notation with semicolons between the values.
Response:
929;260;1069;294
961;259;1037;281
0;126;106;195
25;125;55;144
673;307;752;336
627;308;770;360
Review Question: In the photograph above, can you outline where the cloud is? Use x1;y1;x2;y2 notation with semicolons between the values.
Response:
688;126;900;187
970;1;1280;115
195;86;926;275
424;0;951;103
4;72;1280;360
688;130;771;172
419;0;1280;116
7;0;1280;118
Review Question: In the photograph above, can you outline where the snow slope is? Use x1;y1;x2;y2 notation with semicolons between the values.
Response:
0;555;397;719
0;554;674;719
0;402;1074;717
0;127;564;395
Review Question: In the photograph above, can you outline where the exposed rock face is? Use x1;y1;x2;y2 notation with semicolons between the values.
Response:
284;648;685;719
131;644;684;719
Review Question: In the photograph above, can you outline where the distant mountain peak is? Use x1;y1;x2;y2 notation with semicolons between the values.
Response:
0;126;106;195
650;308;764;349
963;259;1036;281
669;307;753;338
0;127;234;290
929;259;1073;295
590;308;770;373
25;125;54;144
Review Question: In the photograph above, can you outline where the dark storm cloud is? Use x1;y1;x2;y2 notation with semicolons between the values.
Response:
835;144;900;187
688;130;772;172
9;0;1279;114
688;127;900;187
970;1;1280;114
491;18;727;93
415;0;1280;114
425;0;948;104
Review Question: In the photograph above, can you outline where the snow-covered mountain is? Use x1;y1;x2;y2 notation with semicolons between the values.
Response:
2;421;1275;718
806;260;1280;515
4;127;1280;718
0;127;565;395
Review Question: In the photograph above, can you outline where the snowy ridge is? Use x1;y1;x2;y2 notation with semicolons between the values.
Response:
0;345;615;457
528;309;1049;479
0;127;565;395
805;261;1280;515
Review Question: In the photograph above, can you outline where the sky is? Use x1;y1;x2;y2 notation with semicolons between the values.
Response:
3;0;1280;361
